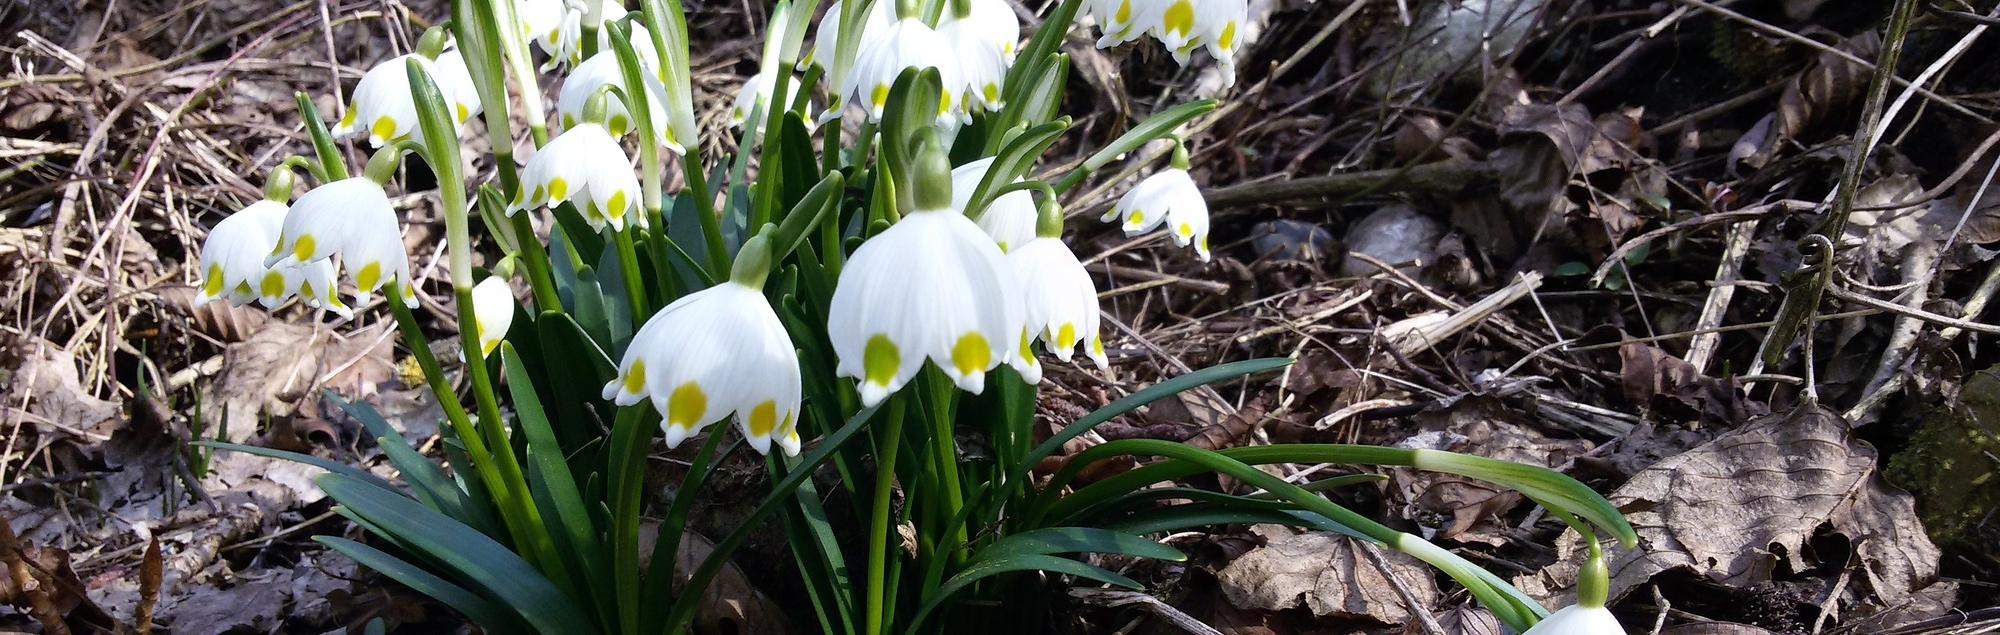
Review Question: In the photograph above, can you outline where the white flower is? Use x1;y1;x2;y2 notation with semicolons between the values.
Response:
602;282;804;456
730;72;776;130
1520;605;1622;635
266;177;416;307
828;206;1020;406
805;0;895;95
557;52;666;138
332;50;482;148
1087;0;1245;86
470;277;516;359
512;122;643;232
1088;0;1153;48
1192;0;1246;87
936;0;1018;115
516;0;566;45
538;4;660;72
1009;237;1107;375
949;157;1037;252
197;200;350;317
1101;167;1211;261
840;17;961;122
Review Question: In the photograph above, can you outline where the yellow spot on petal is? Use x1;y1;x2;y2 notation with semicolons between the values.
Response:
983;82;1000;103
668;381;708;427
748;400;778;437
622;359;647;394
1018;329;1035;360
1114;0;1131;23
1198;234;1209;252
481;336;501;357
292;234;317;261
1162;0;1195;36
1177;222;1193;238
607;190;628;218
336;107;357;130
1057;323;1077;349
233;281;254;297
356;262;383;291
1128;209;1145;226
951;332;990;376
1220;21;1238;50
371;115;398;143
259;271;286;298
609;114;629;136
203;264;225;296
864;334;900;387
563;113;576;129
870;84;890;109
1090;335;1105;355
531;184;547;204
456;103;471;122
548;176;570;201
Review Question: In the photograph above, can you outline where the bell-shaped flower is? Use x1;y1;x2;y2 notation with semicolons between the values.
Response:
512;121;644;231
332;49;482;148
1193;0;1246;87
840;17;961;122
937;0;1017;116
558;52;669;138
731;72;776;130
805;0;895;96
1520;605;1621;635
266;177;416;307
197;200;350;317
950;158;1037;252
538;4;659;72
828;202;1020;406
1101;166;1211;262
1009;236;1108;374
516;0;566;45
1089;0;1155;48
470;277;516;358
602;281;804;455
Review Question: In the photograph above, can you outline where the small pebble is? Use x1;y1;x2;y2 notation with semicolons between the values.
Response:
1341;205;1443;277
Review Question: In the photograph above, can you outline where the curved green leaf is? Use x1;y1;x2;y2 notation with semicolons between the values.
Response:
904;554;1138;635
968;527;1184;566
315;536;524;635
193;441;399;495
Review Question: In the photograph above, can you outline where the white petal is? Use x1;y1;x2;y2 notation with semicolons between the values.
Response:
471;277;516;358
1520;605;1622;635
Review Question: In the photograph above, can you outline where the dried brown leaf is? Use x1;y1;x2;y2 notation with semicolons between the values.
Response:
1773;31;1879;144
1409;606;1502;635
1518;406;1946;613
153;286;269;343
1217;527;1440;624
1618;343;1764;427
1662;622;1778;635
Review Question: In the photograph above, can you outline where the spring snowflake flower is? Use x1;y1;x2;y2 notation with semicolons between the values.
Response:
937;0;1018;116
1009;236;1107;375
332;49;481;148
557;51;681;143
950;158;1037;253
1087;0;1246;87
1102;148;1211;261
840;16;961;122
805;0;894;107
266;177;415;307
516;0;565;45
536;3;660;72
603;281;804;456
829;141;1021;406
470;277;516;359
197;199;349;317
730;72;777;130
1519;605;1623;635
512;120;644;231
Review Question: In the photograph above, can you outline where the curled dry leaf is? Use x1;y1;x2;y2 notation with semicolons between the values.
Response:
1518;406;1949;617
1618;343;1765;428
1217;526;1440;625
1740;30;1880;170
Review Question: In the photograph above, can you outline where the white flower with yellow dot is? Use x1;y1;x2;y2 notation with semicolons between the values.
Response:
557;52;668;137
1101;142;1211;261
512;113;644;232
937;0;1018;116
331;31;481;148
470;277;516;359
515;0;566;47
805;0;894;113
196;195;350;318
265;171;416;307
602;233;803;455
950;157;1037;253
829;137;1020;406
1008;211;1108;376
840;16;961;122
1086;0;1247;88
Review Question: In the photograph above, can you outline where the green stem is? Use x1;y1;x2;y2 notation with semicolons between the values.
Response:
509;211;562;312
682;158;731;278
921;370;967;567
611;225;652;321
864;396;907;635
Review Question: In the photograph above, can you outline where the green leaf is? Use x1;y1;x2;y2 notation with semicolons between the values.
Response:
967;527;1184;566
376;437;504;539
1078;99;1217;173
1100;504;1364;536
193;441;399;494
315;536;525;635
318;473;600;634
966;118;1068;220
1554;261;1591;277
904;554;1138;635
503;344;613;624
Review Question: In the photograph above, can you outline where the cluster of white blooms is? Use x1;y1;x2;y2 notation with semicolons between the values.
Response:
1087;0;1246;86
200;0;1221;456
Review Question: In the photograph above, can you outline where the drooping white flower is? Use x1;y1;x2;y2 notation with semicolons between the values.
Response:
602;282;804;455
512;121;643;231
936;0;1018;116
1101;167;1211;261
828;206;1020;407
1520;605;1622;635
1009;237;1107;374
558;52;664;137
840;17;961;122
470;277;516;359
537;4;660;72
1086;0;1245;86
266;177;416;307
196;200;350;317
516;0;566;45
730;72;776;130
332;50;482;148
1193;0;1246;87
1088;0;1154;48
805;0;895;100
949;158;1037;252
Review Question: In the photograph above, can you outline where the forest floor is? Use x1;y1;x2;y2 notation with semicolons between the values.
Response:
2;0;1999;633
